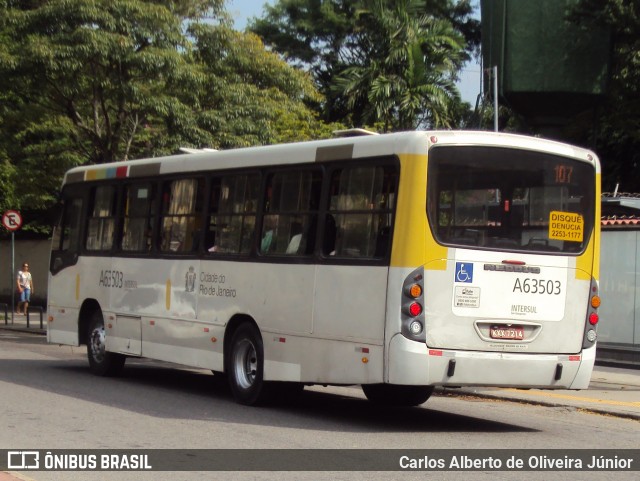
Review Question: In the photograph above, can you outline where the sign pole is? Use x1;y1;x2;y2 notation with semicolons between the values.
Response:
11;231;14;324
2;210;23;325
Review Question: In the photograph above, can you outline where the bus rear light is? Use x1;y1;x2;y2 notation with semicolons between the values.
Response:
408;284;422;298
429;349;443;356
583;278;599;348
409;321;423;335
409;302;422;317
402;267;426;342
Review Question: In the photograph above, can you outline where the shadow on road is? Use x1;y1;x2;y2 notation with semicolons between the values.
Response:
0;333;538;434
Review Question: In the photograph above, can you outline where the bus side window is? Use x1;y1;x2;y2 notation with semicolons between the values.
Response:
261;169;321;256
86;185;117;251
51;194;84;273
121;183;156;252
207;174;259;255
60;197;83;253
159;178;204;253
324;163;397;259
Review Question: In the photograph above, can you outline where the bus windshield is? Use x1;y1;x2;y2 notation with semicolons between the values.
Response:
427;145;595;254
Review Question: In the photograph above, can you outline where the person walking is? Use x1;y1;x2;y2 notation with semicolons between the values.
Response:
16;262;33;315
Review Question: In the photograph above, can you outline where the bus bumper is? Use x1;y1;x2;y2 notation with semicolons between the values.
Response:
387;334;596;390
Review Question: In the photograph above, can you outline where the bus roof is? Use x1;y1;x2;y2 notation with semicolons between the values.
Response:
62;130;600;185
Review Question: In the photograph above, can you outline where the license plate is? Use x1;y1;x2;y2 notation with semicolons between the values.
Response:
490;325;524;340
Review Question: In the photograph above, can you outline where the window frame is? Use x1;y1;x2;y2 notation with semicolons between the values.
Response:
158;176;206;255
52;155;400;267
85;184;119;253
318;157;400;264
205;170;262;257
258;166;323;258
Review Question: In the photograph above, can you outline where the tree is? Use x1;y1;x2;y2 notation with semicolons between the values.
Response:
0;1;337;232
569;0;640;191
0;0;226;164
181;24;342;148
250;0;479;126
0;0;224;231
333;0;465;130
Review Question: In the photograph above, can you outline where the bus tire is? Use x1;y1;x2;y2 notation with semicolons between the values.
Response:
361;384;433;406
227;323;271;406
86;311;125;377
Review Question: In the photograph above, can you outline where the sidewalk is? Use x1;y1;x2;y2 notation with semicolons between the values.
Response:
1;315;639;420
449;364;640;421
1;310;46;333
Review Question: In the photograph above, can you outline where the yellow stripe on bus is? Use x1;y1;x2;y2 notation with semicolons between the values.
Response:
391;153;447;269
575;173;601;281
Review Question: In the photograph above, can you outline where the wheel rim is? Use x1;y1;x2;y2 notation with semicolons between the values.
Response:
232;338;258;390
89;325;106;363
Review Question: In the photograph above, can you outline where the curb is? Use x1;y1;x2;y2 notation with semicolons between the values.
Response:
0;326;46;335
436;388;640;422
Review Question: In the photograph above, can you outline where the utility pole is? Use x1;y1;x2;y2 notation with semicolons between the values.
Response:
493;66;499;132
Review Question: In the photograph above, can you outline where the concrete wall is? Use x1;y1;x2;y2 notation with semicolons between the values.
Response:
598;230;640;364
0;239;50;308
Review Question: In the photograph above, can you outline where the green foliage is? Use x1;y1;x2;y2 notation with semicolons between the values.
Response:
569;0;640;191
186;26;341;148
0;156;17;214
0;0;334;233
250;0;479;127
333;0;466;130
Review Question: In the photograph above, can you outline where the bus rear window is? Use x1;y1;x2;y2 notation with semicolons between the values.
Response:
427;146;595;254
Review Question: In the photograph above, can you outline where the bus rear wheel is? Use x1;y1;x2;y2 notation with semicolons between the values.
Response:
227;323;271;405
87;311;125;376
362;384;433;407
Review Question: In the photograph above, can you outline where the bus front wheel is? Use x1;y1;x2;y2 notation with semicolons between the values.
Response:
86;311;125;376
362;384;433;407
227;323;271;405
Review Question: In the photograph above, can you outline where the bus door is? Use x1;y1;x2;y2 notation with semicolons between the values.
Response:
48;185;87;345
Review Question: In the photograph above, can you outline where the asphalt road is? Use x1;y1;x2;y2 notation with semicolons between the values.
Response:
0;331;638;481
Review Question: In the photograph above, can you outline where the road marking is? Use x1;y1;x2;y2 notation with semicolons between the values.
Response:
503;388;640;408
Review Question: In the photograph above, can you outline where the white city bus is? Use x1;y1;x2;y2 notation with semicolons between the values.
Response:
47;130;601;406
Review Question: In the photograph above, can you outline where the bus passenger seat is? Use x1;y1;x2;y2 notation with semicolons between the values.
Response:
286;233;302;254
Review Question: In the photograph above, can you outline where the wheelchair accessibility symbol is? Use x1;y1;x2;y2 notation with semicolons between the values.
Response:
455;262;473;283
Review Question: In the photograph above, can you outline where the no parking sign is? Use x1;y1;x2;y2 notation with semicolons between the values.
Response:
2;210;23;231
3;209;23;319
